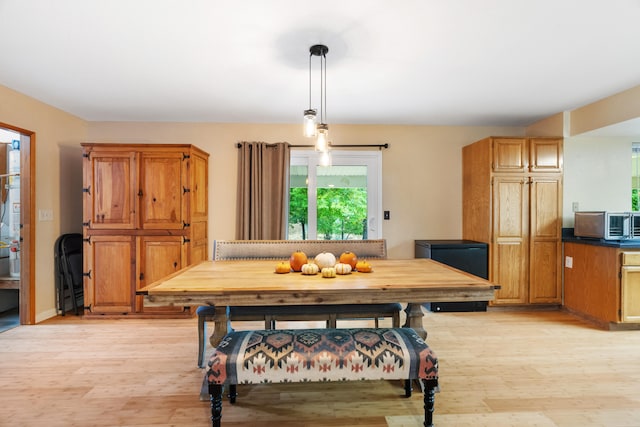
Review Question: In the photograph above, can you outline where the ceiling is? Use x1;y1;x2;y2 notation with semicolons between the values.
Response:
2;0;640;133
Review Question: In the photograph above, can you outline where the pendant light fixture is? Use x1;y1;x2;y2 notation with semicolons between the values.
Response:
303;44;330;152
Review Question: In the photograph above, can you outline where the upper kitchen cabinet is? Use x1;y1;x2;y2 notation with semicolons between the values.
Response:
463;136;563;306
81;143;209;317
492;137;563;173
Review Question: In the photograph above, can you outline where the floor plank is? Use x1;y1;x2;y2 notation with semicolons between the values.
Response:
1;309;640;426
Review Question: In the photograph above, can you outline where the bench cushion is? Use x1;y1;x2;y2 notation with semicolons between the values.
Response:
207;328;437;385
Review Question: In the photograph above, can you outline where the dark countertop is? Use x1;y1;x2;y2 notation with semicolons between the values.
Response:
562;228;640;248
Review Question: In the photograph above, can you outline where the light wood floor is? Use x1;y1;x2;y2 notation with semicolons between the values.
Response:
1;309;640;427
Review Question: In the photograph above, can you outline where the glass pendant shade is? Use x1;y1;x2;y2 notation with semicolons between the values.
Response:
303;109;317;137
319;149;332;167
316;123;329;152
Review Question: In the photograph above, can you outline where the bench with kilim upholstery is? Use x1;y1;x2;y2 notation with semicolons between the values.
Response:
206;327;439;427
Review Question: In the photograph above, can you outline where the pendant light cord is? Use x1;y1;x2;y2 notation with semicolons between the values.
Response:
321;52;327;124
308;53;312;110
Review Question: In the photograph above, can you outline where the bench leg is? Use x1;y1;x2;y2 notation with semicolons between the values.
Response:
422;378;438;427
209;384;223;427
404;379;412;397
228;384;238;404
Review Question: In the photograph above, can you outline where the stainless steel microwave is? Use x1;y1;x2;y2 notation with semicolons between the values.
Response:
574;211;640;240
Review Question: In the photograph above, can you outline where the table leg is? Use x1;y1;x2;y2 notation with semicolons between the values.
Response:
404;303;427;339
209;306;230;348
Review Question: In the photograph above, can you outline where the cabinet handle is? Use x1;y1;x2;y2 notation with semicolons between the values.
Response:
174;262;178;268
138;189;143;197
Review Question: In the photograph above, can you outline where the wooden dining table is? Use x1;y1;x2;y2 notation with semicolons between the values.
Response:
138;258;499;346
139;258;498;346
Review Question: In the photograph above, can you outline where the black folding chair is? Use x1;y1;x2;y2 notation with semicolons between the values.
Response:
55;233;83;315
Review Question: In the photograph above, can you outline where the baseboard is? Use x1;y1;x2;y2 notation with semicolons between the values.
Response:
36;307;58;323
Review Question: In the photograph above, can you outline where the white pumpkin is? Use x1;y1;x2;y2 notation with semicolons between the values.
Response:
301;263;320;275
321;267;337;278
314;252;337;270
334;263;352;275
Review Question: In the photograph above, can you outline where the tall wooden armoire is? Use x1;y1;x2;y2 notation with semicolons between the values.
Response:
81;143;209;317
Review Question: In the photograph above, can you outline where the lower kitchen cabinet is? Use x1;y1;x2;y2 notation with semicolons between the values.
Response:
621;252;640;322
564;241;640;328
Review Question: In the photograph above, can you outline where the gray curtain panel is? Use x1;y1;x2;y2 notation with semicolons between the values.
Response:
236;141;291;240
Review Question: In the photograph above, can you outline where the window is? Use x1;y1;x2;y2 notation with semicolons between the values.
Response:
288;150;382;240
633;143;640;211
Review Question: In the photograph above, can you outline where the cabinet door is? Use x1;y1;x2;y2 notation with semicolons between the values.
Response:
136;236;186;313
529;138;563;173
189;150;209;222
492;138;527;173
188;221;208;264
529;177;562;303
139;151;185;230
621;265;640;322
84;235;135;314
84;151;137;229
491;176;529;304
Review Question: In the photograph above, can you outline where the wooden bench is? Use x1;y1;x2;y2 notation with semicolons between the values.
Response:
206;327;439;427
197;239;403;367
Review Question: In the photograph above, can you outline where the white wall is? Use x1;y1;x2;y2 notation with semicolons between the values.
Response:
563;136;635;227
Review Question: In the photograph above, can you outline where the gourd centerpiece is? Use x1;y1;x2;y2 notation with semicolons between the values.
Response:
276;250;373;276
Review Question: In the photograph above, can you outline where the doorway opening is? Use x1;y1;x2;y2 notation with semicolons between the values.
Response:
0;122;35;329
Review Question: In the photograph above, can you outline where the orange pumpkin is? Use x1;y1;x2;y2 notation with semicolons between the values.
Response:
275;261;291;274
289;250;308;272
355;260;373;273
339;251;358;270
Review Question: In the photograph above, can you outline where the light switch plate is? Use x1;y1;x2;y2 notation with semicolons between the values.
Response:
565;256;573;268
38;209;53;221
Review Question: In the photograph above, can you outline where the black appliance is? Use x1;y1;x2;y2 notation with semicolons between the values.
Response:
414;239;489;312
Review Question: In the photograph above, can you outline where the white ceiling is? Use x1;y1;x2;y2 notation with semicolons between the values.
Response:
2;0;640;132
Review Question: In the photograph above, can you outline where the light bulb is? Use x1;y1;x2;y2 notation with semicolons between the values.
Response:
303;109;317;137
316;124;329;152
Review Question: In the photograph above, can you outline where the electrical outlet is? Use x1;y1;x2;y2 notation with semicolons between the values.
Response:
384;210;390;220
38;209;53;221
572;202;579;212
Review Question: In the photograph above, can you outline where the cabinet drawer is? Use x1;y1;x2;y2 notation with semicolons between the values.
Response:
622;251;640;266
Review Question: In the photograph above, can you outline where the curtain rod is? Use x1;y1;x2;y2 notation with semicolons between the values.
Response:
236;143;389;149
